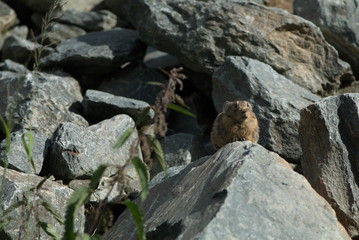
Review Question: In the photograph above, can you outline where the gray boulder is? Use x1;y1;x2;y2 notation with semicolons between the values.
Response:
299;93;359;237
0;130;48;174
59;10;117;32
0;166;85;240
294;0;359;79
16;0;104;12
212;56;320;163
113;0;354;95
98;63;167;104
104;142;350;240
1;35;53;65
0;1;18;32
4;71;88;137
0;71;20;118
41;28;146;75
48;114;142;181
82;89;154;126
151;133;206;176
143;47;181;69
0;59;28;73
37;23;86;46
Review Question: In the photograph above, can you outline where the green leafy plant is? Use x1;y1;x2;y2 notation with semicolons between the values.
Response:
63;165;107;240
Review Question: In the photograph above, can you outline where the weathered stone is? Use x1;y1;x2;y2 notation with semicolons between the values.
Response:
0;2;18;32
16;0;104;12
114;0;354;95
105;142;350;240
105;0;265;16
0;71;20;118
41;28;146;75
0;166;85;240
48;114;142;181
266;0;293;12
2;25;29;39
37;23;86;46
0;59;28;73
98;63;167;104
161;133;198;166
212;56;320;163
143;47;181;69
4;71;88;137
294;0;359;79
0;130;49;174
299;93;359;237
82;89;154;126
59;10;117;32
1;35;53;65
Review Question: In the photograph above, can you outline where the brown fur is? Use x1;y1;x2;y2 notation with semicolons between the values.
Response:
211;100;259;149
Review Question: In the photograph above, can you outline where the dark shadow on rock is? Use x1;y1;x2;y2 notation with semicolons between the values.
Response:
147;221;183;240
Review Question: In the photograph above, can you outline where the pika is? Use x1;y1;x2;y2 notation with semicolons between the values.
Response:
211;100;259;149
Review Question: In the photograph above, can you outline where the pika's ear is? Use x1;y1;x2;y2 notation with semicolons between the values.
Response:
223;101;230;110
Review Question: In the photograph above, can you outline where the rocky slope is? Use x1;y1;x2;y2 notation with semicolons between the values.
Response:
0;0;358;239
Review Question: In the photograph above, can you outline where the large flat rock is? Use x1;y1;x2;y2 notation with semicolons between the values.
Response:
113;0;354;94
0;166;85;239
299;93;359;237
294;0;359;79
105;142;350;240
41;28;146;75
3;71;88;137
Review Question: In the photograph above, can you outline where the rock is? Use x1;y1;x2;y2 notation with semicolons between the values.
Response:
0;166;85;239
0;59;28;73
4;71;88;137
16;0;104;12
212;56;321;163
41;28;146;75
340;81;359;94
299;93;359;237
58;10;117;32
4;25;29;40
152;133;204;176
0;130;49;174
37;23;86;46
104;142;350;240
266;0;293;12
143;47;181;69
149;164;188;189
0;1;18;32
1;35;53;65
294;0;359;79
82;89;154;126
0;71;20;118
114;0;354;95
48;114;142;181
98;63;167;104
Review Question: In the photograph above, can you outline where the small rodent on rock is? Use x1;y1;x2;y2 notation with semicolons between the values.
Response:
211;100;259;149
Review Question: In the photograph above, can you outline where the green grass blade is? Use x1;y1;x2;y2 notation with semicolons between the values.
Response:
21;131;36;173
0;218;11;232
3;201;25;216
63;165;106;240
167;103;196;118
0;116;11;154
149;138;167;172
124;200;146;240
131;157;149;201
39;221;61;240
135;107;151;127
146;81;164;87
113;128;134;149
41;201;64;224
